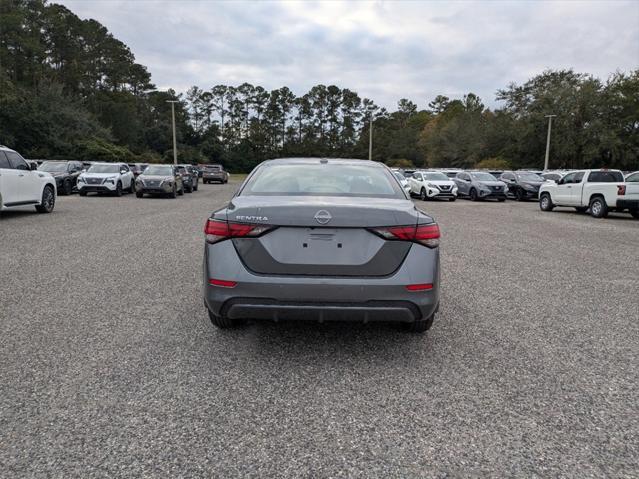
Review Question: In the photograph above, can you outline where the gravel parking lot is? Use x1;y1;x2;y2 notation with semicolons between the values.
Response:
1;180;638;477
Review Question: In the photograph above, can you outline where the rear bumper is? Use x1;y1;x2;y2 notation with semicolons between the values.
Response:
222;298;426;323
617;199;639;210
203;175;225;181
203;240;440;322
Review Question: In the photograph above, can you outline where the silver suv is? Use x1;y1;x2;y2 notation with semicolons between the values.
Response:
454;171;507;201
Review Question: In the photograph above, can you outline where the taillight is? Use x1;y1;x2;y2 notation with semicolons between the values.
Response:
617;185;626;195
208;278;237;288
204;219;274;243
406;283;433;291
369;223;440;248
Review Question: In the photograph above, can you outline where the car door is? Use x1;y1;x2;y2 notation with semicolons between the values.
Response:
0;151;22;205
501;172;516;195
69;162;82;187
553;172;577;205
119;164;132;188
5;151;40;203
565;171;585;205
456;173;470;195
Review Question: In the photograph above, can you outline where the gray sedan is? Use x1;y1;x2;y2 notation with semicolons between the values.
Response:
454;171;507;201
203;158;441;333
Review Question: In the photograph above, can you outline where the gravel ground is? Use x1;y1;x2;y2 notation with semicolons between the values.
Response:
1;182;638;478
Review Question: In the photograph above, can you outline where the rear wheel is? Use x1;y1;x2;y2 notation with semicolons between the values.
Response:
589;196;608;218
539;193;554;211
208;309;241;329
35;185;55;213
469;188;478;201
403;313;434;333
62;179;73;195
420;188;427;201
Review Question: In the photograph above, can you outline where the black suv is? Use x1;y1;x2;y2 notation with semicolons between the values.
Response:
176;165;198;193
500;171;545;201
38;160;84;195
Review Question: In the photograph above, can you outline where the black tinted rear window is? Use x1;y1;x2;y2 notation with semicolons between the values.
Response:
588;171;624;182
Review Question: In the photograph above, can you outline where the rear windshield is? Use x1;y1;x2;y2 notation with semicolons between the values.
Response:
241;163;405;198
206;165;221;170
587;171;624;182
516;173;544;182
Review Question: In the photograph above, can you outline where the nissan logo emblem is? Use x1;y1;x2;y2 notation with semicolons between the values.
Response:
314;210;332;225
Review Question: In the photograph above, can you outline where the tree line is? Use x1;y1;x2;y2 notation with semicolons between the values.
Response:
1;0;637;172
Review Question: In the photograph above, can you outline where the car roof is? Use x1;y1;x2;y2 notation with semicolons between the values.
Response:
263;157;384;167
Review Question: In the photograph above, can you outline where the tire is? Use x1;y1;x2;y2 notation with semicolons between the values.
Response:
449;197;456;202
114;181;122;197
402;313;435;333
589;196;608;218
208;309;241;329
35;185;55;213
539;193;554;211
136;191;143;198
575;206;588;213
630;209;639;219
469;188;478;201
420;188;427;201
79;190;87;197
62;179;73;196
515;188;525;201
186;184;193;193
170;184;177;198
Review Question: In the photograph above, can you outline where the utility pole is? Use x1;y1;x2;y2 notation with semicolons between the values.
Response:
166;100;179;165
544;114;556;171
368;117;373;161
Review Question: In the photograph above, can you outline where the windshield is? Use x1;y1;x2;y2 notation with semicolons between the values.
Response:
242;163;404;198
87;164;120;174
143;165;173;176
39;162;68;172
423;172;449;181
516;173;543;182
393;172;405;181
470;172;497;181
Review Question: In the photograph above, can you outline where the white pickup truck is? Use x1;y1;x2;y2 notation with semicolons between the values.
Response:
539;169;639;218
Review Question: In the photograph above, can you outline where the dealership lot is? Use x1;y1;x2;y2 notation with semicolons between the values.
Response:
1;180;637;477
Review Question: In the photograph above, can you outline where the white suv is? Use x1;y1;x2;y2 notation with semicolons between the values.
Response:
409;170;458;201
0;146;57;213
77;162;136;196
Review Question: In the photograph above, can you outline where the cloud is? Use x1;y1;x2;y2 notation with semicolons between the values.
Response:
58;0;639;109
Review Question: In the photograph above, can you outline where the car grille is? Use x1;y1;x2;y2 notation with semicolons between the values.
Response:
86;178;103;185
145;180;161;187
490;185;503;191
438;185;451;191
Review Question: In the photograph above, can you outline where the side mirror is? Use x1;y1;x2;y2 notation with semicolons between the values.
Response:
30;162;38;170
120;170;127;175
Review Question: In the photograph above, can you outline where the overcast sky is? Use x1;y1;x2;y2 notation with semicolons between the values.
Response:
59;0;638;109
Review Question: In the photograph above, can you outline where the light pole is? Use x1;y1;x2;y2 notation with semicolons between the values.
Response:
166;100;179;165
368;117;373;161
544;114;556;171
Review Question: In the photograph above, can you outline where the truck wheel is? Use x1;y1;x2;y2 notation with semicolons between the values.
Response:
403;313;434;333
420;188;428;201
630;209;639;219
469;188;478;201
589;196;608;218
208;309;241;329
539;193;554;211
35;185;55;213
